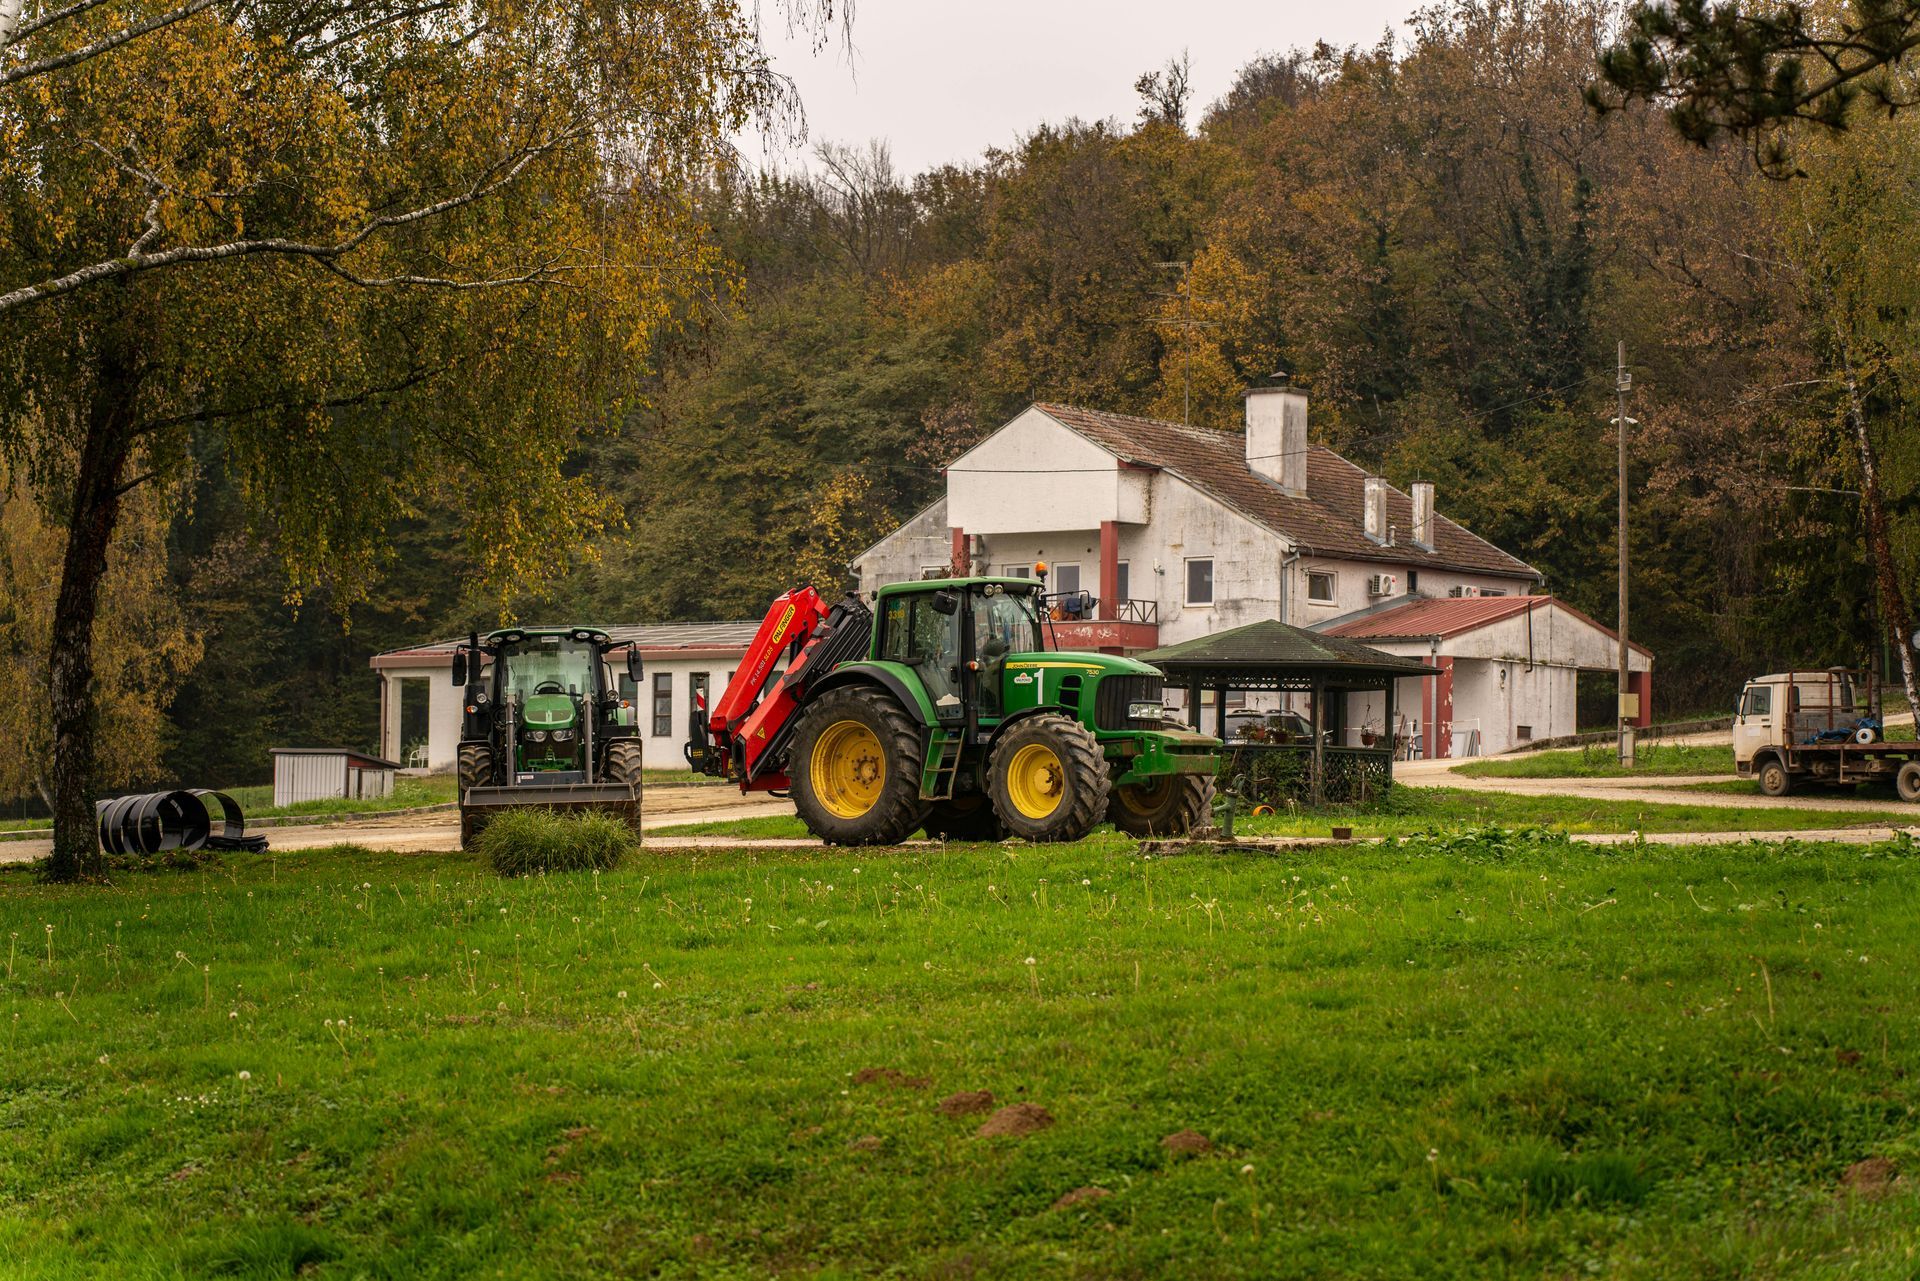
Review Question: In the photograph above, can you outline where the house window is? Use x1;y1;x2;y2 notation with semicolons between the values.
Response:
1407;570;1419;592
1306;571;1336;605
1480;588;1505;597
919;564;948;580
1000;563;1031;578
1185;558;1214;606
1116;561;1130;602
1052;563;1081;594
652;672;673;736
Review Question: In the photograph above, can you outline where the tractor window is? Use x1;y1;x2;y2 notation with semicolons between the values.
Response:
503;640;593;699
972;585;1042;655
879;594;958;667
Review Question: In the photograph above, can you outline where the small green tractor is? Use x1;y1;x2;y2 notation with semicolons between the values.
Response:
451;626;646;846
687;577;1220;844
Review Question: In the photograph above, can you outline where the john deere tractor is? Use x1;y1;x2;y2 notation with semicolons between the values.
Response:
688;577;1220;844
451;627;646;846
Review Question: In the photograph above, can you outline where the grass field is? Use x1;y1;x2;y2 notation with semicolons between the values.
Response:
655;785;1918;840
2;836;1916;1278
1454;744;1736;779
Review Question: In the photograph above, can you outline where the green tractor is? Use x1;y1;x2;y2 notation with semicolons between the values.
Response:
689;577;1220;843
451;626;646;846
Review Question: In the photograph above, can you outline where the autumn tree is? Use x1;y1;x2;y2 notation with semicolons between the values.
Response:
0;0;831;880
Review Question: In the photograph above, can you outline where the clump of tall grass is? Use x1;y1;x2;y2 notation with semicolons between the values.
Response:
477;810;636;877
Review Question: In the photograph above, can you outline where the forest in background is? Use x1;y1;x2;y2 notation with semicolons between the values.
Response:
22;0;1915;791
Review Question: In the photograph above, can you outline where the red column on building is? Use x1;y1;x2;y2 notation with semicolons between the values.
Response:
950;527;967;576
1427;656;1455;760
1099;521;1120;621
1630;669;1653;728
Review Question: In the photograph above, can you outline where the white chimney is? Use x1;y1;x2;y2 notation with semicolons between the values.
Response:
1363;476;1388;544
1244;379;1309;496
1411;481;1435;550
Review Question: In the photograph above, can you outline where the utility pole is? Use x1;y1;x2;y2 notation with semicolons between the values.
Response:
1615;340;1634;768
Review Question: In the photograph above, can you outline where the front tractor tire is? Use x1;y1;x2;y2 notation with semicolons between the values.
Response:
1109;772;1215;837
987;713;1109;843
457;744;493;849
790;686;927;846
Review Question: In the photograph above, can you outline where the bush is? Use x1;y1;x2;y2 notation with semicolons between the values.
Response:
477;809;636;877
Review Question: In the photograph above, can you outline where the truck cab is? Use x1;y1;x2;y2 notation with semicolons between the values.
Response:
1732;668;1920;801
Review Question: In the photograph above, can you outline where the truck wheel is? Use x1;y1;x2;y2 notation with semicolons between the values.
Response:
790;686;927;846
458;744;493;794
1109;773;1215;837
1757;757;1793;798
1898;760;1920;804
923;794;1006;841
987;714;1110;842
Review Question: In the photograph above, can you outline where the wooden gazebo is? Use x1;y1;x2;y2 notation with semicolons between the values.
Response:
1139;620;1437;804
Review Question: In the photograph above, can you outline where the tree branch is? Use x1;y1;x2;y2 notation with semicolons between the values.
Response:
0;124;592;314
1;0;215;86
10;0;116;45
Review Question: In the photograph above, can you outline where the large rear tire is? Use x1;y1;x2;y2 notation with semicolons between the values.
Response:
1897;760;1920;804
987;714;1109;842
1109;773;1215;837
789;686;927;846
923;793;1006;841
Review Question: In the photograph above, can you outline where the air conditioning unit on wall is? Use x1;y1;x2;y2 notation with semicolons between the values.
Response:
1367;573;1397;598
1448;585;1483;599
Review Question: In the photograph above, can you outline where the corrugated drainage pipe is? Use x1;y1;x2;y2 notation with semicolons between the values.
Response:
93;790;212;855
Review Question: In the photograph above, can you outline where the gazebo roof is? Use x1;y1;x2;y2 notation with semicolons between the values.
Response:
1139;619;1436;683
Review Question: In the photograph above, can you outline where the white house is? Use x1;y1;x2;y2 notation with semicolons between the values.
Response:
370;622;764;772
856;386;1653;755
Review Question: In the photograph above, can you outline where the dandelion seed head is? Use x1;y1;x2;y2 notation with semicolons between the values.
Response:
237;1070;251;1081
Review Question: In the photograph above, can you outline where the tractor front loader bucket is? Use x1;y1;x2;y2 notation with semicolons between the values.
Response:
460;781;642;847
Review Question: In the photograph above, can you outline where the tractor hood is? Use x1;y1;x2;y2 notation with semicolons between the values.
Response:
521;693;578;731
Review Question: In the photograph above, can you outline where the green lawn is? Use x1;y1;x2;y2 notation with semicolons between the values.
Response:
654;786;1917;840
1;837;1915;1278
1455;744;1735;779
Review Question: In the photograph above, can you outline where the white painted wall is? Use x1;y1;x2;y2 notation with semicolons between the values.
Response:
857;497;951;596
947;407;1146;532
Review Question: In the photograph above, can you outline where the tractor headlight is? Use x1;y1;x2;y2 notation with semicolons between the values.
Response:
551;729;573;742
528;730;548;743
1128;701;1162;721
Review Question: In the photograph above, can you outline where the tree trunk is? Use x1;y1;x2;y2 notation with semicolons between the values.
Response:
1838;364;1920;722
42;338;138;883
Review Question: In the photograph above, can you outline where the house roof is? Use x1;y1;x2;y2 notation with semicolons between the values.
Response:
1032;403;1538;580
369;621;765;670
1138;619;1436;677
1323;594;1654;658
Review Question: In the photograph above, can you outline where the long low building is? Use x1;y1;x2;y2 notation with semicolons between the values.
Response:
369;622;762;772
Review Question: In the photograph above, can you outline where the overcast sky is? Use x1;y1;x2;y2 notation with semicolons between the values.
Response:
741;0;1422;177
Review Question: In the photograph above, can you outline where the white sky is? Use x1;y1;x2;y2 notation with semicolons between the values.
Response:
742;0;1422;177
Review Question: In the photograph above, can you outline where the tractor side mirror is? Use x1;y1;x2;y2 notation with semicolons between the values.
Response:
451;650;469;687
626;647;642;682
931;590;959;616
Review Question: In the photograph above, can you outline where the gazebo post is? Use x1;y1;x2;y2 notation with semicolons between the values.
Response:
1214;682;1228;739
1385;678;1396;769
1188;676;1202;731
1310;674;1325;805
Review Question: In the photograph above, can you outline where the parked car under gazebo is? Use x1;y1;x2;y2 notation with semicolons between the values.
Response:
1139;620;1437;805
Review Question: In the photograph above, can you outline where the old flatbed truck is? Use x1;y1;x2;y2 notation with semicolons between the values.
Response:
1733;668;1920;802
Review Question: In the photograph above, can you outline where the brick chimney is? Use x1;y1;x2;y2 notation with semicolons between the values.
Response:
1411;481;1435;550
1244;376;1308;496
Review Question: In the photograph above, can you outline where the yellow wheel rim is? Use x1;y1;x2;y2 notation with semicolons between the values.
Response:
1117;776;1173;816
1006;742;1066;819
811;720;886;819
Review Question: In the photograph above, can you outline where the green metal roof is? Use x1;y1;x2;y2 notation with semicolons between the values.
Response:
1139;619;1435;677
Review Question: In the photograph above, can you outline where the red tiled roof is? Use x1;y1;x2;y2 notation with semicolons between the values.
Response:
1324;595;1546;639
1325;594;1653;658
1033;403;1538;580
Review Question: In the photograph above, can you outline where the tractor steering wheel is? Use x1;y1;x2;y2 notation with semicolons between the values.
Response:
534;680;565;694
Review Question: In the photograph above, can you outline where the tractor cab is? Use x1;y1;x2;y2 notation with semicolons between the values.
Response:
875;578;1045;725
449;626;647;845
